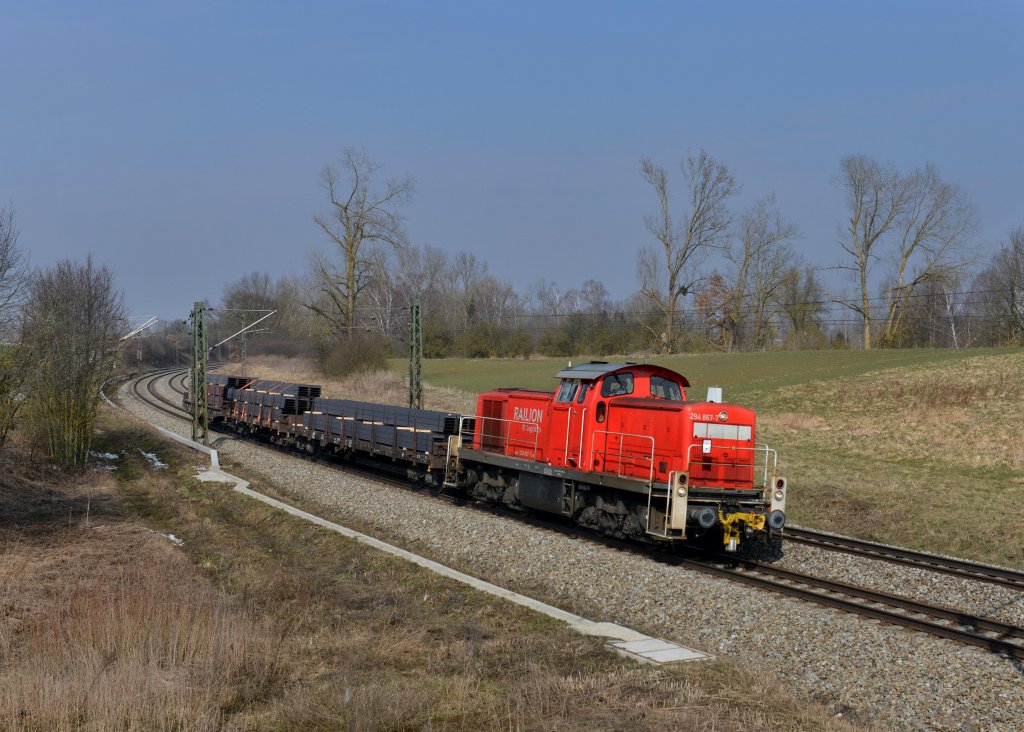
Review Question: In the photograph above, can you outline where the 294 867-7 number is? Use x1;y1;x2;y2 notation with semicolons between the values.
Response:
689;413;720;422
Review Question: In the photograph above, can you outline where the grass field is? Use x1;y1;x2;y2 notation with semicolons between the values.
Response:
403;347;1021;401
0;418;857;730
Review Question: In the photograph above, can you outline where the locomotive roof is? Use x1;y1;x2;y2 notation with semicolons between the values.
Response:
554;362;635;379
554;361;691;387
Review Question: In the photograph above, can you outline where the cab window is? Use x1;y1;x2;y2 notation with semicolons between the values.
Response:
600;372;633;397
576;382;590;404
556;379;580;403
650;375;683;401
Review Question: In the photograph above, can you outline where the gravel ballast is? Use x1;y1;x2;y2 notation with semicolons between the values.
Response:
123;379;1024;731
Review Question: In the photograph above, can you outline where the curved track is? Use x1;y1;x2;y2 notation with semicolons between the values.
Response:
129;368;191;421
125;369;1024;660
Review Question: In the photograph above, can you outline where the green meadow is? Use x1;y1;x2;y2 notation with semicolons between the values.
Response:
402;347;1019;402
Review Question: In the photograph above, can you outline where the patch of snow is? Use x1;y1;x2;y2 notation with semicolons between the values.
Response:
90;451;120;461
138;449;168;470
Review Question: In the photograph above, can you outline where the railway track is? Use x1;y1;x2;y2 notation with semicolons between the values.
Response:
129;368;191;421
674;554;1024;661
124;368;1024;661
785;526;1024;592
167;370;189;398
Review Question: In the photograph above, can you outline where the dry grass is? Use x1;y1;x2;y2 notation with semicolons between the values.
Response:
0;418;862;731
755;352;1024;565
0;460;281;730
762;353;1024;468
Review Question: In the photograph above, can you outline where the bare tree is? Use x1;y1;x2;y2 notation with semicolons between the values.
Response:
837;155;910;349
22;257;126;469
580;279;611;314
222;272;275;312
308;148;414;341
452;251;489;328
272;275;308;337
0;206;28;334
0;206;30;450
776;265;827;349
694;272;731;348
879;164;975;346
974;226;1024;344
935;280;975;349
837;155;974;349
393;244;451;315
362;246;399;338
724;196;798;350
530;279;566;317
218;271;311;355
638;150;738;352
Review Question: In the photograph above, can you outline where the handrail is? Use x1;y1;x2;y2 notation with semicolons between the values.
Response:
577;408;587;469
686;443;777;488
563;407;572;464
590;430;656;483
646;470;676;537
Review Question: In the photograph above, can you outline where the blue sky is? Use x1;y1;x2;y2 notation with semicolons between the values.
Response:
3;1;1022;321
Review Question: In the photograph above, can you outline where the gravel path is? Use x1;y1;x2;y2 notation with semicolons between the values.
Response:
121;378;1024;731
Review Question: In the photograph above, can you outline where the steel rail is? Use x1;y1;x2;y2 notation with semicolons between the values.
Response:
738;558;1024;640
676;556;1024;660
785;527;1024;592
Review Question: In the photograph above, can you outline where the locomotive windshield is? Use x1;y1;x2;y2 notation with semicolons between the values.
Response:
650;375;683;401
600;372;634;397
556;379;580;403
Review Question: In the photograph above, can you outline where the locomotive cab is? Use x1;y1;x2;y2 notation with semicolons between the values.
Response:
548;362;691;474
548;362;787;549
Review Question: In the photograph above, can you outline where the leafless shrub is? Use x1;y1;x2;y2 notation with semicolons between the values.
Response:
317;331;391;378
21;257;127;468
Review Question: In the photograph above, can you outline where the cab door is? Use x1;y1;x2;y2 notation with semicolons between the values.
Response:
548;379;592;468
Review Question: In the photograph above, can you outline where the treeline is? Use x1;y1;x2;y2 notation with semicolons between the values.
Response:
134;229;1022;376
135;147;1024;373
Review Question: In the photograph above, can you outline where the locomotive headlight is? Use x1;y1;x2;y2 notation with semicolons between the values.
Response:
676;486;687;498
774;489;785;501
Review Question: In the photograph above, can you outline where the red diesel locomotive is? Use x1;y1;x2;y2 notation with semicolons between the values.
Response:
195;361;786;552
453;361;786;551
